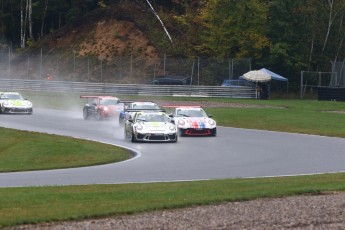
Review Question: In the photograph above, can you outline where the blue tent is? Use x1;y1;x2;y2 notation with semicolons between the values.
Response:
259;68;288;82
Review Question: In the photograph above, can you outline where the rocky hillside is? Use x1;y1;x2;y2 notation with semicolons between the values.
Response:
43;3;159;61
24;1;180;83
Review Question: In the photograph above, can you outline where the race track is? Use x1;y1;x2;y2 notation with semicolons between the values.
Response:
1;108;345;187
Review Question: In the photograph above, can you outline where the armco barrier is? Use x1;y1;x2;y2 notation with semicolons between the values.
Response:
0;79;256;98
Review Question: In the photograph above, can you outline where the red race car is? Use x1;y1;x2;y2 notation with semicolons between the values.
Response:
80;95;123;120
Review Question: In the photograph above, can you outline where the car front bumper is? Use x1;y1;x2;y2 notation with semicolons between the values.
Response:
1;106;33;114
179;128;216;136
134;132;177;142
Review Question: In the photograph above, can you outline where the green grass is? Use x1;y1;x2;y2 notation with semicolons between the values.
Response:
1;173;345;227
1;92;345;227
207;106;345;138
0;128;133;172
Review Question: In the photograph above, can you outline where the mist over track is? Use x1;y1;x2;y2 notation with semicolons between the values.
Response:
1;108;345;187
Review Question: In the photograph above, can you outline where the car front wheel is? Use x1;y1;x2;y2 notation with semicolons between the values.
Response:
211;128;217;136
95;110;102;120
130;129;137;142
83;108;89;120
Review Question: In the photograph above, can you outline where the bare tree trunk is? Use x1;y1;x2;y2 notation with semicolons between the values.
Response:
145;0;173;44
322;0;345;53
308;37;314;71
24;0;28;45
20;0;24;48
333;12;345;62
40;0;49;37
28;0;33;39
322;0;334;53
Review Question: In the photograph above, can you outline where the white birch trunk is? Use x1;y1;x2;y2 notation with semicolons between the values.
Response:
28;0;33;39
40;0;49;37
20;0;24;48
145;0;173;43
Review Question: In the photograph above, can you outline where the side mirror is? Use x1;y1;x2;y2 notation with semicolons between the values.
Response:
208;114;213;118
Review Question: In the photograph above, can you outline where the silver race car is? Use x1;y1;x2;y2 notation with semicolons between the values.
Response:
124;111;178;143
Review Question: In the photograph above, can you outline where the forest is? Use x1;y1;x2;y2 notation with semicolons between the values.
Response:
1;0;345;88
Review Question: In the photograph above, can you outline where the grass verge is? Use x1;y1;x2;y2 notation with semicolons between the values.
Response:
0;127;133;172
1;173;345;227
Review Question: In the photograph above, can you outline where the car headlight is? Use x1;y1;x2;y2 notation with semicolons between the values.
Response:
3;101;10;106
208;119;215;126
178;119;185;126
103;107;108;111
169;123;176;131
136;124;143;131
26;101;32;107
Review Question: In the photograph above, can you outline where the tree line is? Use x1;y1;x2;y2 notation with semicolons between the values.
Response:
1;0;345;84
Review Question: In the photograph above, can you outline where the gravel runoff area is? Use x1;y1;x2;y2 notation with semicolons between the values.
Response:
8;192;345;230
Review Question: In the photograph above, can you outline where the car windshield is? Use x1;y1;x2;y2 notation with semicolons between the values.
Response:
176;109;206;117
136;113;169;122
2;94;23;100
131;103;160;110
101;98;118;105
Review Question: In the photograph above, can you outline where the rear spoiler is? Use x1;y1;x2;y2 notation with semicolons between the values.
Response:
161;105;200;108
118;100;134;104
119;100;157;104
80;95;102;99
124;108;166;113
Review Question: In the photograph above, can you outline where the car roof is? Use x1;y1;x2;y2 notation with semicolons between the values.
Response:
131;101;157;105
175;107;203;111
1;92;20;95
80;95;119;99
136;111;165;115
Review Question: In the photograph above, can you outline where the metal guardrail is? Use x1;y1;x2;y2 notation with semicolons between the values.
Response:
0;79;256;98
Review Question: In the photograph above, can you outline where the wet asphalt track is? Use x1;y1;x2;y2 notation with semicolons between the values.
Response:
1;108;345;187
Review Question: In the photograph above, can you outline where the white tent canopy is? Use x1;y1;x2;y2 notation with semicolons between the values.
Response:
242;70;271;82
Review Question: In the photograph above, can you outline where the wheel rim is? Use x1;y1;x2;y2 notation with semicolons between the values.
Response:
83;109;88;119
96;111;102;120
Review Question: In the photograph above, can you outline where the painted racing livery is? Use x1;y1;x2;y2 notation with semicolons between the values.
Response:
0;92;33;114
124;111;177;143
119;101;162;125
81;95;123;120
169;106;217;136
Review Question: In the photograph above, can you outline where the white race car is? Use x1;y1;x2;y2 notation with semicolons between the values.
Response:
124;111;178;143
0;92;33;114
170;106;216;136
119;101;162;125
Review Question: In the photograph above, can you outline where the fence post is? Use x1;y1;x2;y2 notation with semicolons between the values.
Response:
300;71;304;99
73;53;76;73
318;72;321;86
197;57;200;85
39;48;42;79
8;47;11;78
100;59;103;83
130;53;133;78
163;53;166;76
87;57;90;82
27;55;30;79
190;59;195;85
